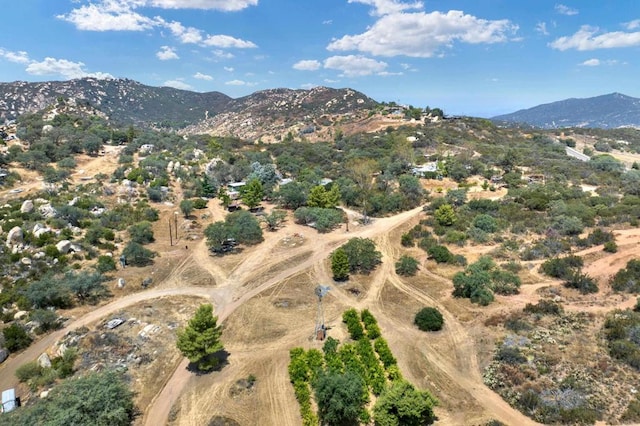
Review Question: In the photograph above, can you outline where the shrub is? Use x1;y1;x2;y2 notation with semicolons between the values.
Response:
427;245;454;264
603;241;618;253
524;300;563;316
360;309;381;340
330;248;350;281
374;338;397;368
95;255;116;273
540;256;584;280
3;323;32;352
340;238;382;274
400;233;414;247
414;307;444;332
121;241;156;266
293;207;344;233
472;214;498;233
342;309;365;340
193;198;208;209
610;259;640;293
395;255;419;276
496;346;526;365
564;271;598;294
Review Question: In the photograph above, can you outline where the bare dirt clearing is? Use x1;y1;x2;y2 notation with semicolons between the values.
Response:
3;196;639;425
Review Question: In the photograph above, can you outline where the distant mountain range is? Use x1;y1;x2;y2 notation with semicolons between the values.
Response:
492;93;640;129
0;78;378;135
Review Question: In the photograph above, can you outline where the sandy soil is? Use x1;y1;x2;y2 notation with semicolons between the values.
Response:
2;192;639;425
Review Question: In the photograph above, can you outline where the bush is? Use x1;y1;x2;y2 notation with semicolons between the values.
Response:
330;248;350;281
564;271;598;294
610;259;640;293
427;245;454;264
360;309;381;340
603;241;618;253
524;300;563;316
122;241;156;266
496;346;526;365
414;307;444;331
293;207;344;233
540;256;584;280
95;255;116;273
342;309;365;340
3;323;32;352
395;255;419;276
400;233;414;247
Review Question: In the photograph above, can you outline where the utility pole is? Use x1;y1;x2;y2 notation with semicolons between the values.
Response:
169;219;173;246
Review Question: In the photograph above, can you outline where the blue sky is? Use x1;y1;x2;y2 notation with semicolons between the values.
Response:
0;1;639;117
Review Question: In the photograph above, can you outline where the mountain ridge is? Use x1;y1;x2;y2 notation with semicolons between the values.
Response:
492;92;640;129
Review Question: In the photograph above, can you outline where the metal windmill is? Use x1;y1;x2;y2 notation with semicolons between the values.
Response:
314;285;330;340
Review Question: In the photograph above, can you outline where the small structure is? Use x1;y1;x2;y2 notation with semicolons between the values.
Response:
314;285;330;341
411;162;438;176
1;388;19;413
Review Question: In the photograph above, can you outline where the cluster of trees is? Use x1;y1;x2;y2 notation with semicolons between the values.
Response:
452;256;521;305
331;238;382;280
289;309;437;425
3;370;135;426
204;210;263;254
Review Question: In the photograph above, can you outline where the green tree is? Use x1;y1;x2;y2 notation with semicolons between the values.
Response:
315;371;367;426
395;255;419;276
176;304;224;371
414;307;444;332
204;222;232;253
472;214;498;233
373;380;437;426
308;185;329;208
3;323;33;352
434;204;456;226
331;248;350;281
241;178;264;210
128;221;154;244
3;370;134;426
226;210;263;245
30;309;61;333
275;182;308;209
95;255;117;273
341;237;382;274
121;241;155;266
180;199;194;218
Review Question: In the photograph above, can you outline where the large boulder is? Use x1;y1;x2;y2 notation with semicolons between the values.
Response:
37;352;52;368
33;223;51;238
56;240;72;254
38;203;57;218
0;348;8;364
20;199;34;213
5;226;23;248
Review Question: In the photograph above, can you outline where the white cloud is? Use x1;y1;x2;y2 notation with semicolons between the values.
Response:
225;79;257;86
25;57;113;79
0;48;30;64
348;0;423;17
580;58;600;66
322;20;333;25
555;4;578;16
224;66;234;72
194;72;213;80
624;19;640;30
550;25;640;50
301;83;318;89
377;71;403;76
324;78;340;83
163;79;193;90
580;58;619;66
293;60;322;71
536;22;549;36
203;35;257;48
165;21;204;44
57;2;158;31
328;10;518;57
212;50;234;59
324;55;388;76
156;46;179;60
148;0;258;11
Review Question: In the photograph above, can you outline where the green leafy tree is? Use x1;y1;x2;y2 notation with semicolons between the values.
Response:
128;221;154;245
315;371;367;426
341;237;382;274
95;255;117;273
241;178;264;210
204;222;232;253
434;203;456;226
308;185;329;208
121;241;156;266
176;304;224;371
180;199;194;218
395;255;419;276
373;380;437;426
226;210;263;245
30;309;61;333
414;307;444;332
65;271;108;303
331;248;350;281
275;182;308;209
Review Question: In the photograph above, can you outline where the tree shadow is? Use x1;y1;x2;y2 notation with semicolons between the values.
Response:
186;349;230;375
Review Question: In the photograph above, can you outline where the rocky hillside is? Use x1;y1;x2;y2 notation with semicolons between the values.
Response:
0;79;378;139
0;78;231;126
182;86;378;141
492;93;640;129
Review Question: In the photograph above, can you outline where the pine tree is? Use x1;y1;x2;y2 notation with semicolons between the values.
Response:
176;304;224;371
241;178;264;210
331;248;350;281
